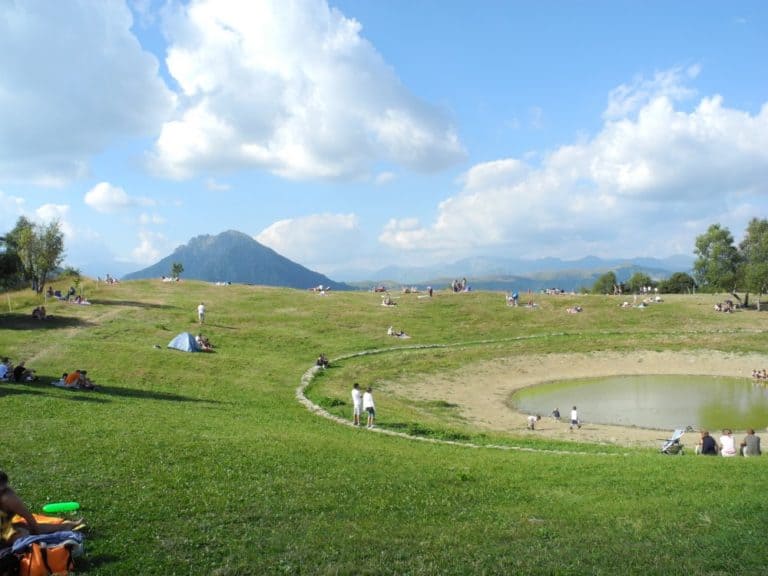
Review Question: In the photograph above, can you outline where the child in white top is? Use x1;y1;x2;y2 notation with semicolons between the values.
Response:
363;387;376;428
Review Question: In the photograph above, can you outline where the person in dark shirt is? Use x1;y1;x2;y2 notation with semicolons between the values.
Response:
696;430;718;455
11;361;36;383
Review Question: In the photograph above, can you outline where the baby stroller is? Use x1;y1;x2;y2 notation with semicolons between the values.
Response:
660;428;686;455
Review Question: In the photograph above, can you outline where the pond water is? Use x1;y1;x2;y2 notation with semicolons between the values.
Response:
511;375;768;431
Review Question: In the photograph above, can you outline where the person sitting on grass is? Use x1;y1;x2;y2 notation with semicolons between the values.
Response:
195;333;214;352
387;326;410;338
720;429;737;457
740;428;762;457
63;370;96;390
12;361;37;383
695;430;718;455
0;470;83;546
0;358;11;381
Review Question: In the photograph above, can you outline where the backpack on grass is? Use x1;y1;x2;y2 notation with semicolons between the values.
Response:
18;542;75;576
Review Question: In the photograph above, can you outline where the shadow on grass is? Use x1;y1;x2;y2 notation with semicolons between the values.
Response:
97;385;222;404
0;381;109;403
88;299;175;310
1;379;220;404
0;314;94;331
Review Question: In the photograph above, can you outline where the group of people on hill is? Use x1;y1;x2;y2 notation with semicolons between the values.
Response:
53;370;97;391
31;306;48;320
450;278;470;292
714;300;736;313
2;357;98;391
696;429;761;457
0;358;38;383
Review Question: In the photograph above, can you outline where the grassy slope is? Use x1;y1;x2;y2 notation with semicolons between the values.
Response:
1;281;767;575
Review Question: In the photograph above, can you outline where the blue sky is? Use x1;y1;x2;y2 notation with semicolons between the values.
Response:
1;0;766;279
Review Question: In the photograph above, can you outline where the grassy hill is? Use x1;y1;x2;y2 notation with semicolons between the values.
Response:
1;280;767;575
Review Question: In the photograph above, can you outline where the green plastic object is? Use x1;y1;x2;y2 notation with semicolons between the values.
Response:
42;501;80;513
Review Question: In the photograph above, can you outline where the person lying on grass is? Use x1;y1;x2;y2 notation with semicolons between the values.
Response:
0;470;83;546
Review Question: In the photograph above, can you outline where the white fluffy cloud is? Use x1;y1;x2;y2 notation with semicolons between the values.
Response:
35;204;74;239
131;230;167;264
256;213;361;269
151;0;464;180
84;182;155;213
0;1;174;184
379;71;768;262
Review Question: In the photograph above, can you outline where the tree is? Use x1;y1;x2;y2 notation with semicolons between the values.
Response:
740;218;768;311
6;217;65;293
627;272;653;294
171;262;184;279
658;272;696;294
693;224;743;301
592;271;617;295
0;235;22;289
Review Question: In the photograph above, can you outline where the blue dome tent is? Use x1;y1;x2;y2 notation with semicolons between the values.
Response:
167;332;200;352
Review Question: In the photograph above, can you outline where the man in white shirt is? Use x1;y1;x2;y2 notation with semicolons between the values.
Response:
351;383;363;426
197;302;205;324
570;406;581;430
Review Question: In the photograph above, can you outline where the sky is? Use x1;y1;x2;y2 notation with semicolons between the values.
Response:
1;0;767;280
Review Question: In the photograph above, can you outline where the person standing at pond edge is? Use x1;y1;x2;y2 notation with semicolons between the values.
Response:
197;302;205;324
570;406;581;430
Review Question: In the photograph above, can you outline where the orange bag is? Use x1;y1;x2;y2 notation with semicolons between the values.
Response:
19;542;75;576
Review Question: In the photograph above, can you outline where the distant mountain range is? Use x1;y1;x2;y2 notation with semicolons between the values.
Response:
121;229;694;292
341;255;694;292
122;230;351;290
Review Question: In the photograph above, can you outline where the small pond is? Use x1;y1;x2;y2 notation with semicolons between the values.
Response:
511;374;768;431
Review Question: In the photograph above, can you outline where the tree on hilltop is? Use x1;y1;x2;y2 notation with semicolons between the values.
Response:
171;261;184;279
740;218;768;311
592;271;617;294
658;272;696;294
5;217;65;293
693;219;768;309
627;272;653;293
694;224;742;298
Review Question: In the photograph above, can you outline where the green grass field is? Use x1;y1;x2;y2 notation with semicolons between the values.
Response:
2;280;767;575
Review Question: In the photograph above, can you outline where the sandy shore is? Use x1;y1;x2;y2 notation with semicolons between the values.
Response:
384;350;766;448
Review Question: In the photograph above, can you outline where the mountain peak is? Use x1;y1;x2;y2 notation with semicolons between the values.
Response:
123;230;349;289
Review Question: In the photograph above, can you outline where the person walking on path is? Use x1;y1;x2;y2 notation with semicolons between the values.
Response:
363;386;376;429
570;406;581;430
197;302;206;324
351;383;363;427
